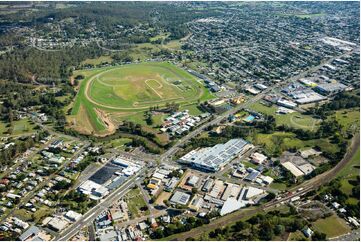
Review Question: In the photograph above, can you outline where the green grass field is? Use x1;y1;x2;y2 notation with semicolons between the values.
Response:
287;231;308;241
81;55;113;66
88;62;206;109
251;131;339;157
249;102;320;131
0;118;36;137
312;215;351;239
337;147;360;179
124;187;150;219
330;108;360;132
69;62;213;135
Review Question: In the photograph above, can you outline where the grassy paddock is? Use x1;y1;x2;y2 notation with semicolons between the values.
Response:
312;215;351;239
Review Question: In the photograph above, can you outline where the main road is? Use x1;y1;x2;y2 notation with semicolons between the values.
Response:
54;168;146;241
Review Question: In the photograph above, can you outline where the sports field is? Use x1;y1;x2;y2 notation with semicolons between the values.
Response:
68;62;213;136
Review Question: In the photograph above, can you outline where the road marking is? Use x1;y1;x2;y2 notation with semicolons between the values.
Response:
84;212;96;222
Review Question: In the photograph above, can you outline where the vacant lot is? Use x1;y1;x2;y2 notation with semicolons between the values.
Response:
312;214;351;239
124;187;150;219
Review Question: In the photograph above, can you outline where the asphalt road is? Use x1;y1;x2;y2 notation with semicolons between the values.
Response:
54;168;146;241
160;91;267;163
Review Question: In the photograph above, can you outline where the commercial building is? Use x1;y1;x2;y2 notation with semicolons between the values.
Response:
244;170;260;182
209;180;225;198
188;195;204;211
170;191;191;206
246;87;261;95
298;78;317;87
220;198;247;216
164;177;179;192
315;82;347;95
179;138;252;172
19;226;40;241
186;175;199;187
47;217;68;232
64;210;82;222
112;157;132;167
297;163;316;175
277;99;297;109
287;88;327;104
201;178;214;192
300;148;322;159
221;183;241;201
254;83;268;90
250;152;268;164
281;162;304;177
78;180;109;200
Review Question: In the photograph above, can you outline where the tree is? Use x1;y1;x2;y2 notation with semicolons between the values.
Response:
53;180;72;190
274;224;285;235
191;187;198;195
311;231;326;241
152;228;164;239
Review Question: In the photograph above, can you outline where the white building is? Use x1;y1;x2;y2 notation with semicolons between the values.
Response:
250;152;268;164
64;210;82;222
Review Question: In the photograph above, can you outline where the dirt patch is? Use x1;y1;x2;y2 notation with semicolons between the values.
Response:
155;191;172;206
67;105;117;137
66;105;93;135
94;108;116;136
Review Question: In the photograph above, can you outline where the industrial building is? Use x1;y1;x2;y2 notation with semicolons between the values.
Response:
179;138;252;172
315;82;347;95
201;178;214;192
281;162;304;177
186;175;200;187
277;99;297;109
170;191;191;206
250;152;268;164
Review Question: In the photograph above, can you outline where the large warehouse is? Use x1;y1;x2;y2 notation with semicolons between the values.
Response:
178;138;253;172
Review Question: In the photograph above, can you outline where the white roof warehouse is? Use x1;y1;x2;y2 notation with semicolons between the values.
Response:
179;138;253;172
